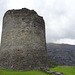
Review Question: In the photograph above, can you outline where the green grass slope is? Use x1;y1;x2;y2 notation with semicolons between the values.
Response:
0;66;75;75
51;66;75;75
0;70;51;75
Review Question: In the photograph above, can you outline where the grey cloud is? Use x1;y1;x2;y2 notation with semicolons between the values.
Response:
44;0;75;43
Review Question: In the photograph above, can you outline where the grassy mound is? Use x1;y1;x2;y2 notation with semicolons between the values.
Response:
51;66;75;75
0;69;51;75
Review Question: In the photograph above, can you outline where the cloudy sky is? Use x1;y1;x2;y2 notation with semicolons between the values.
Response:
0;0;75;45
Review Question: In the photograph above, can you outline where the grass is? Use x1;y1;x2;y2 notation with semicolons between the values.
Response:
0;66;75;75
50;61;59;68
51;66;75;75
0;69;51;75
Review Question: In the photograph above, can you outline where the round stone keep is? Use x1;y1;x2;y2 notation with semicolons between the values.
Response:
0;8;49;71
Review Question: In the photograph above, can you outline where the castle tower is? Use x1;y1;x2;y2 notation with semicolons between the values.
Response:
0;8;49;71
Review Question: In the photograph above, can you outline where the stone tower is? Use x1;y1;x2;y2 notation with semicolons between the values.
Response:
0;8;49;71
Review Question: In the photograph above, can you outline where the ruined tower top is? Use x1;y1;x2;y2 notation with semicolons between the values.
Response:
3;8;45;31
0;8;49;71
4;8;38;17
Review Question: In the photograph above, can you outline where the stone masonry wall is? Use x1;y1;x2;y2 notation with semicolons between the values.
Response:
0;8;49;71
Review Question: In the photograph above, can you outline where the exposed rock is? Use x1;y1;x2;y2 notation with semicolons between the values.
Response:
40;67;64;75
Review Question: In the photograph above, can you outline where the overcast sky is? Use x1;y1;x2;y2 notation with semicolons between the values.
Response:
0;0;75;45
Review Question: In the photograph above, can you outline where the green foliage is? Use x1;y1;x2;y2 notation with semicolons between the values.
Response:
51;66;75;75
50;61;59;68
0;69;51;75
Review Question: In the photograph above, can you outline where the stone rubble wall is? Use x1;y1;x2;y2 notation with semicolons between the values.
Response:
0;8;49;71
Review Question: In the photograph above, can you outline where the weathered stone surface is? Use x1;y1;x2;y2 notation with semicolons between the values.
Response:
40;67;64;75
0;8;49;71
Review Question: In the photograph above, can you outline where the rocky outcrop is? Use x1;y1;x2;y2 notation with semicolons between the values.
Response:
40;67;64;75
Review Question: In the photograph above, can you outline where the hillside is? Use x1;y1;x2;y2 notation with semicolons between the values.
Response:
51;66;75;75
47;43;75;66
